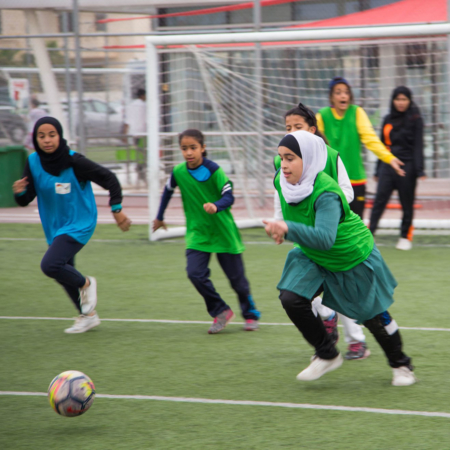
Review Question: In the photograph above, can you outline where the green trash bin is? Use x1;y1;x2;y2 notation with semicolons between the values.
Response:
0;146;28;208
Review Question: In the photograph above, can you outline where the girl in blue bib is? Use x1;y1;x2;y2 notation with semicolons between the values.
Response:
13;117;131;333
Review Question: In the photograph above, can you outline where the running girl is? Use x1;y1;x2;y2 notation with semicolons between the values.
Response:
13;117;131;334
274;103;370;361
153;129;260;334
317;77;406;218
265;130;415;386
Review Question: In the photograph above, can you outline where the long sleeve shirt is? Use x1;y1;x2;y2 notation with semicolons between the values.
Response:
316;107;395;165
15;152;123;211
156;159;234;221
285;192;343;251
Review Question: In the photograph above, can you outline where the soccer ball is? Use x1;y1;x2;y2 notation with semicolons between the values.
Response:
48;370;96;417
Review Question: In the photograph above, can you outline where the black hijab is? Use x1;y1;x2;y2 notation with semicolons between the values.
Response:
33;116;72;176
389;86;421;127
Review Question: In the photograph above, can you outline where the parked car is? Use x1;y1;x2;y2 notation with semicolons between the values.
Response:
42;98;124;138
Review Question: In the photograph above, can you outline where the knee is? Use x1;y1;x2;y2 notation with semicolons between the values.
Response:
279;290;311;311
40;257;60;279
186;265;207;283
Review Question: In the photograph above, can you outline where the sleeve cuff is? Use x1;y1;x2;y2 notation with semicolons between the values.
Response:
111;203;122;212
382;153;395;164
15;190;27;197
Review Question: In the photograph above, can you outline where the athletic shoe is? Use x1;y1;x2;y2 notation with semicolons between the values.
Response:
80;276;97;315
345;342;371;360
64;312;101;334
243;319;259;331
297;353;343;381
392;366;416;386
396;238;412;251
208;309;235;334
323;314;339;345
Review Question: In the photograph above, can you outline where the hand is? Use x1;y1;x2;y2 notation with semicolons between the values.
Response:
203;203;218;214
262;220;288;245
373;176;378;182
113;211;132;232
390;158;405;177
419;175;427;181
12;177;28;194
152;219;167;232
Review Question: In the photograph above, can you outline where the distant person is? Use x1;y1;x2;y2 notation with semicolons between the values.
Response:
124;88;147;184
13;117;131;334
24;98;47;150
316;77;406;219
370;86;426;250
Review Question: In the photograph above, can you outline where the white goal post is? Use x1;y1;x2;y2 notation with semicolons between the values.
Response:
146;23;450;241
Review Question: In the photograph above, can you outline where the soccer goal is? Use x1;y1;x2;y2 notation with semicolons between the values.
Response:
146;23;450;241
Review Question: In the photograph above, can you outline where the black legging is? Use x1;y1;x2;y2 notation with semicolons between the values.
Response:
40;234;86;312
370;161;417;239
279;290;411;368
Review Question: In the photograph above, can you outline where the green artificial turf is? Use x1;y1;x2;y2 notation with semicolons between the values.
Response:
0;224;449;449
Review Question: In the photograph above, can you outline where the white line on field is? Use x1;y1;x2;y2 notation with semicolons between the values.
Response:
0;391;449;419
0;316;449;332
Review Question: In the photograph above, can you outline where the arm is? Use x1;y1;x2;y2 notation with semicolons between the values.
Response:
356;108;405;177
213;182;234;212
316;112;325;134
153;174;177;230
413;117;425;177
71;154;131;231
13;159;37;207
356;107;394;163
264;193;342;250
72;153;122;208
336;156;354;203
274;191;283;220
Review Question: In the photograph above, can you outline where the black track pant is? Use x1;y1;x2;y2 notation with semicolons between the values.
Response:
40;234;86;312
350;184;366;219
279;290;412;368
370;161;417;239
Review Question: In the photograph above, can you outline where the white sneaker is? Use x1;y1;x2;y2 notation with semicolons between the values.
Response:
296;354;343;381
80;276;97;315
396;238;412;251
392;366;416;386
65;312;101;334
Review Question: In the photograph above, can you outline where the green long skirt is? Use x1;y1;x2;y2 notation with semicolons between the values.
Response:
276;244;397;323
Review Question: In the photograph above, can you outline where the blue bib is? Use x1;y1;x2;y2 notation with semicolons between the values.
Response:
29;150;97;245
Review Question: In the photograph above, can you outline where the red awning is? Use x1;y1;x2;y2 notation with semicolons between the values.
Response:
293;0;446;29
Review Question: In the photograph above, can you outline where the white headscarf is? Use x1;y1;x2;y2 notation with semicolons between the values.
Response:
279;130;328;204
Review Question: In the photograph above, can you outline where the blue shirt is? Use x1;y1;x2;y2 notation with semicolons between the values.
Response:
28;151;97;245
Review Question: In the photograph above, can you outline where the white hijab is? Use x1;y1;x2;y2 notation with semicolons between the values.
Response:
279;130;328;204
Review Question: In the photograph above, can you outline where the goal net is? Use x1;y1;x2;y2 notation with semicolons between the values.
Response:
146;27;450;240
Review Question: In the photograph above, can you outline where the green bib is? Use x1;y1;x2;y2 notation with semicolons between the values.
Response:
173;162;245;254
319;105;366;181
274;145;339;183
274;170;373;271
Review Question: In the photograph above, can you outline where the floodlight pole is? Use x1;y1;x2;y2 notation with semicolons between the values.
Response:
254;0;266;207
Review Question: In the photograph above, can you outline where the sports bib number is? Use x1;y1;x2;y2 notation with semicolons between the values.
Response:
55;183;71;194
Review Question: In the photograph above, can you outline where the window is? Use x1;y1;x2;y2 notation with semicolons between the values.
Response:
95;14;107;32
294;2;339;21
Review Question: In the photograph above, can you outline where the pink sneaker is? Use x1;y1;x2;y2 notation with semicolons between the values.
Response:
243;319;259;331
208;309;235;334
